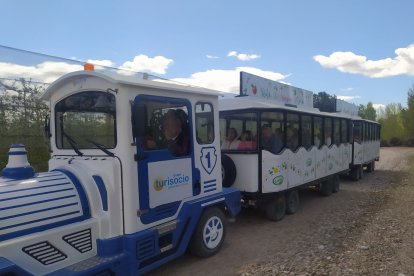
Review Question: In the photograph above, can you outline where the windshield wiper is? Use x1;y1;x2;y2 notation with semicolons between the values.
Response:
87;139;115;157
62;131;84;156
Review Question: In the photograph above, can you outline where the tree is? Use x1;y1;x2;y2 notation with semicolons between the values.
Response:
313;92;336;112
402;85;414;139
358;102;377;121
0;78;50;171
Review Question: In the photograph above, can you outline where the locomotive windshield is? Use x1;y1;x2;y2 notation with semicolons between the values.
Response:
55;91;116;150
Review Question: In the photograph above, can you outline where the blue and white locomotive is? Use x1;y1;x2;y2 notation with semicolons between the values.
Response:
0;67;241;275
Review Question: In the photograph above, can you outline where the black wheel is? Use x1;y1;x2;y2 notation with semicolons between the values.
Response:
265;195;286;221
372;161;375;171
320;179;333;196
332;174;340;193
221;154;236;187
189;207;226;258
350;167;359;181
358;165;364;179
285;190;300;214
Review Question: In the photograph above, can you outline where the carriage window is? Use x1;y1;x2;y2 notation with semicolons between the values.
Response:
220;112;258;151
260;111;284;153
341;119;348;143
364;123;368;141
353;121;361;143
333;119;340;145
195;102;214;144
286;113;299;151
314;116;322;148
138;99;190;156
301;115;312;150
324;118;332;146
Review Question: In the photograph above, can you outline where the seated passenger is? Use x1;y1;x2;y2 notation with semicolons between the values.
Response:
163;109;189;156
286;126;299;150
314;129;321;147
238;130;256;150
221;128;240;150
260;125;283;154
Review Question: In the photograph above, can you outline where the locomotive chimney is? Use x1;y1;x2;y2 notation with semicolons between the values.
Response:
1;144;35;179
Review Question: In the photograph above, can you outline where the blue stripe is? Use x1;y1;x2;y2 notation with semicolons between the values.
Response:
0;182;71;195
0;188;75;202
0;211;81;231
204;188;216;193
8;152;27;156
0;202;79;221
92;175;108;211
204;179;216;184
204;183;216;188
10;144;25;148
0;195;77;211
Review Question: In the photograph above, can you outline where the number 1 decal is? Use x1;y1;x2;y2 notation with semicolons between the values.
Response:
200;147;217;174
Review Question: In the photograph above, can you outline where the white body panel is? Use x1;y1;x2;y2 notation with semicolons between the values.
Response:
227;144;352;194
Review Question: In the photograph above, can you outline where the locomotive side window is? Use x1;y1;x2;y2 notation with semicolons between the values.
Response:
195;102;214;144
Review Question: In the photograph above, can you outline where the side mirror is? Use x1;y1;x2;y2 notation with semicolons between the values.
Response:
43;114;51;139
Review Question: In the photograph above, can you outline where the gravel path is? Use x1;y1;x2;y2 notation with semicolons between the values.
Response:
150;147;414;276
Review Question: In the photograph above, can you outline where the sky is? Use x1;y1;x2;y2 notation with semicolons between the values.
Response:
1;0;414;109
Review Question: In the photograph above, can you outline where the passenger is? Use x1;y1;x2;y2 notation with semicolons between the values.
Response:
163;109;189;156
314;128;321;147
286;126;299;150
221;128;240;150
260;125;283;154
238;130;256;150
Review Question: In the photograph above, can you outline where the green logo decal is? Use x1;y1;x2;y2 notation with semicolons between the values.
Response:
272;175;284;185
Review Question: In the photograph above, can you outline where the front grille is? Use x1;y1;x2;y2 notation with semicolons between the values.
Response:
23;241;67;265
63;228;92;253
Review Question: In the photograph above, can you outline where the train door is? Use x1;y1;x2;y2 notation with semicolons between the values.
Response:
132;95;198;224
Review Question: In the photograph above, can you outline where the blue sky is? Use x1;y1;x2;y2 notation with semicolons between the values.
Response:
1;0;414;108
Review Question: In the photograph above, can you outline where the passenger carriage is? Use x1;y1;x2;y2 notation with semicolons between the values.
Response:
219;72;370;221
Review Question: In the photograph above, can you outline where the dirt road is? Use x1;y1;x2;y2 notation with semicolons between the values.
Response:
151;148;414;275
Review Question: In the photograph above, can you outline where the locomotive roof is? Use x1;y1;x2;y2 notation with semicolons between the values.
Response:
42;70;223;100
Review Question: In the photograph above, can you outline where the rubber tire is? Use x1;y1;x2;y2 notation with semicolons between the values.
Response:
367;161;375;173
332;174;340;193
285;190;300;214
189;207;227;258
372;161;375;172
350;167;359;181
320;179;333;196
265;195;286;221
221;154;236;187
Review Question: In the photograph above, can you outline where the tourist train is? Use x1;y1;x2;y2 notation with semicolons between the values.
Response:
0;68;379;275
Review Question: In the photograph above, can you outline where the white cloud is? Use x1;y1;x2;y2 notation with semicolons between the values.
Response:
171;67;287;93
206;55;219;59
372;103;385;110
227;51;261;61
86;59;115;69
313;44;414;78
118;54;173;75
337;95;360;101
0;61;83;83
341;87;354;92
